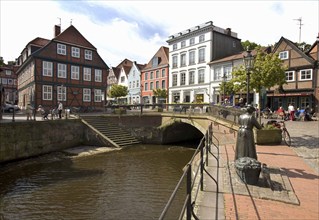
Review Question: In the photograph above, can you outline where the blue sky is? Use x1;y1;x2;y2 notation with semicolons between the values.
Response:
1;0;318;67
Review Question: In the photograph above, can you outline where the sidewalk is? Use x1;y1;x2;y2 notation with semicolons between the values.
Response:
219;120;319;219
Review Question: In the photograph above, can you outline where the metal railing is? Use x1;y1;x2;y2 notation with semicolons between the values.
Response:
159;123;219;220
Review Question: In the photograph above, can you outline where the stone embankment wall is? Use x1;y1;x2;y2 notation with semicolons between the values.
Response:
0;119;104;164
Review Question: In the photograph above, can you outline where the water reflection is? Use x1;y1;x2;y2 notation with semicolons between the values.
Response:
0;144;196;220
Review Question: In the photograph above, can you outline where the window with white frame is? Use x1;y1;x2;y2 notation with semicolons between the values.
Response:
58;63;67;78
198;69;205;83
83;88;91;102
133;81;135;88
72;47;80;58
190;38;195;45
121;76;125;83
43;85;52;100
198;48;205;63
95;69;102;82
57;43;66;55
161;80;165;89
180;54;186;67
43;61;53;76
162;69;165;77
181;41;186;48
136;80;139;88
83;67;91;81
199;35;205;42
71;65;80;80
5;70;11;75
300;97;310;109
150;71;154;79
189;50;195;65
7;79;13;85
214;67;222;80
189;71;195;84
129;82;132;89
173;44;177;50
224;66;232;79
94;89;102;102
172;55;178;68
150;82;154;90
286;71;294;81
300;69;312;80
85;50;92;60
172;74;177;86
57;86;66;101
180;72;186;85
279;51;289;60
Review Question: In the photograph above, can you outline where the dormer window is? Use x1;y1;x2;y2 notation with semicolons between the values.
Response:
57;43;66;55
152;57;159;67
279;51;288;60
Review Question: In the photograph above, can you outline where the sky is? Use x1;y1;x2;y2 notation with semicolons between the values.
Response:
1;0;319;67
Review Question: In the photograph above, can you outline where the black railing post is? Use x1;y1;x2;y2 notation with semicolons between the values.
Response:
186;165;192;220
200;142;204;191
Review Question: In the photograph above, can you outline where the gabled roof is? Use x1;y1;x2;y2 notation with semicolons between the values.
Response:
143;46;169;70
53;25;96;50
29;37;50;47
273;36;315;64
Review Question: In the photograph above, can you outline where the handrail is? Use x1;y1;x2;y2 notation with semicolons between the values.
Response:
159;122;219;220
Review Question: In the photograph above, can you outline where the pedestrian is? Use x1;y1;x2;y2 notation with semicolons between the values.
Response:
37;105;49;120
277;106;285;120
26;103;34;120
235;105;262;160
58;102;63;119
288;103;295;121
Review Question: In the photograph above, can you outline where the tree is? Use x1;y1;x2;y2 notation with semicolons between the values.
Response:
153;89;167;103
228;46;287;111
295;42;311;52
241;40;260;51
108;85;128;102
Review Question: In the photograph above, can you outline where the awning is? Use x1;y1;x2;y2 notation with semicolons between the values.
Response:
267;92;313;97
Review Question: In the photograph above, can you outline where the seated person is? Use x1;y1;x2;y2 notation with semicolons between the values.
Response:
37;105;49;120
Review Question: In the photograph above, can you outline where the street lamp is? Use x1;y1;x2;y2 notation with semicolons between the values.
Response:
243;49;254;105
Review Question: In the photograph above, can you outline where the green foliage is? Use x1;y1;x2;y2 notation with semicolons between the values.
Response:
295;42;311;52
153;88;167;98
241;40;260;51
108;85;128;99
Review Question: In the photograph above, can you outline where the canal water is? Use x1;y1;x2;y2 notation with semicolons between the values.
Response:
0;143;196;220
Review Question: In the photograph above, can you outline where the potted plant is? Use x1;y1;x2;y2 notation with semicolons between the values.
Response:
254;124;282;145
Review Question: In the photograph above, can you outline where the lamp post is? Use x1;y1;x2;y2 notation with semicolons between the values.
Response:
243;49;254;105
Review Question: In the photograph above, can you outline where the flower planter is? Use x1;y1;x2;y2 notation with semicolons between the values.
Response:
255;129;282;145
114;108;126;114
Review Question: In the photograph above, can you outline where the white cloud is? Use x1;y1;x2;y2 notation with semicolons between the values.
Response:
1;0;318;66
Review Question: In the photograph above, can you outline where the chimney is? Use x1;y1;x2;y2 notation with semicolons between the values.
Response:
54;25;61;37
225;28;231;35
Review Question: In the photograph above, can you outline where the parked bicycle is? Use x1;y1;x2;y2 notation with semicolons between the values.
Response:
267;120;291;146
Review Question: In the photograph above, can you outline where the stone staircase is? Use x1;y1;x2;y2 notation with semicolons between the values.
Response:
81;116;140;148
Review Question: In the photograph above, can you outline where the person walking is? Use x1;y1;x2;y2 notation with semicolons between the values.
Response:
26;103;34;120
288;103;295;121
58;102;63;119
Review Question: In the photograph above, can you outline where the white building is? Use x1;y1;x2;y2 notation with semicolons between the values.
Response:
166;21;243;104
127;62;146;104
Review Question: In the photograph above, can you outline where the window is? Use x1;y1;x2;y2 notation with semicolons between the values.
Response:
129;82;132;89
181;41;186;48
83;88;91;102
43;61;53;76
43;85;52;100
71;65;80;80
300;97;310;109
180;54;186;67
198;69;205;83
156;70;159;78
121;76;125;83
199;35;205;42
190;38;195;45
58;63;67;78
198;48;205;63
5;70;11;75
162;69;166;77
161;80;165;89
180;72;186;85
72;47;80;58
172;74;177;86
57;43;66;55
214;67;222;80
173;44;177;50
300;69;312;80
156;81;159;89
224;66;232;79
8;79;13;85
287;97;295;108
136;80;139;87
279;51;288;60
172;56;178;68
95;69;102;82
1;78;7;84
57;86;66;101
152;57;158;67
189;50;195;65
85;50;92;60
144;82;148;91
83;67;91;81
189;71;195;84
94;89;102;102
145;72;148;80
286;71;294;81
150;82;154;90
150;72;154;79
